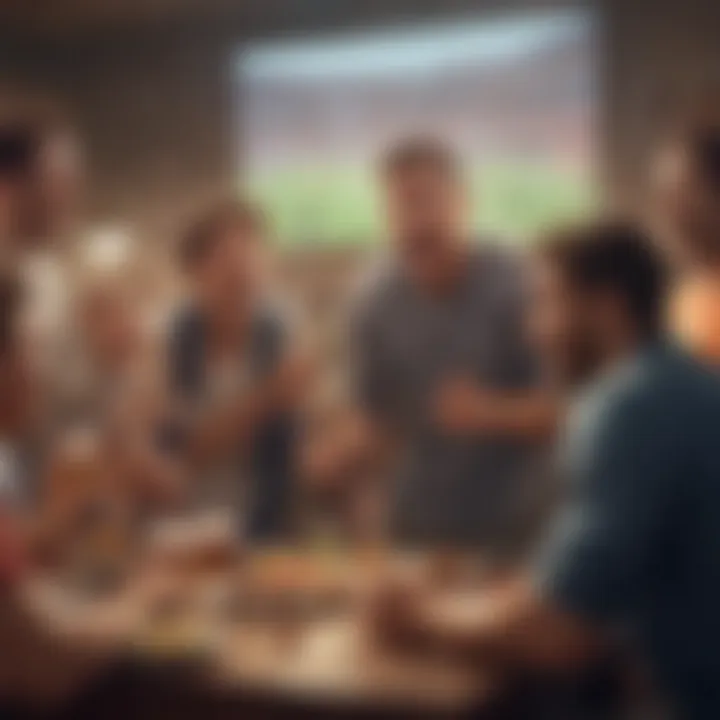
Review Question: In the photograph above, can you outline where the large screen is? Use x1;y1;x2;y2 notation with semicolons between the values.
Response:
238;9;596;246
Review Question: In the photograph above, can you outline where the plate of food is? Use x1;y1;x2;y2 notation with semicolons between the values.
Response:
218;551;362;623
144;512;242;577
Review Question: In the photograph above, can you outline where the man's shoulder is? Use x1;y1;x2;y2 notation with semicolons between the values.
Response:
469;240;530;300
594;347;720;437
633;346;720;402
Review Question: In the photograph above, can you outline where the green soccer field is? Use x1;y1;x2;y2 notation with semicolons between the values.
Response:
248;162;595;247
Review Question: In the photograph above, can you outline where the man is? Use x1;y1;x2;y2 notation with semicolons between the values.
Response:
653;109;720;361
372;221;720;719
307;137;555;551
0;269;143;717
0;112;81;248
0;116;199;718
0;114;82;359
168;199;306;542
0;115;84;502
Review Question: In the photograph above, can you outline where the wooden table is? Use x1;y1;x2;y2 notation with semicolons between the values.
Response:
30;552;498;719
212;616;490;716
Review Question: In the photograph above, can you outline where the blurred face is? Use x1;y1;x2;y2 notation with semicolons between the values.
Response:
651;143;720;267
383;165;467;283
20;132;84;243
528;257;608;387
193;230;266;318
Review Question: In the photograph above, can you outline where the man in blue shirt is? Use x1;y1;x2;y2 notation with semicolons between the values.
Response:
372;221;720;719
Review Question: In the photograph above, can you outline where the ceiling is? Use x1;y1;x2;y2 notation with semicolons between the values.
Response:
0;0;284;39
0;0;566;43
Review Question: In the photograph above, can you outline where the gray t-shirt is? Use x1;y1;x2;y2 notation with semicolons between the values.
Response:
353;245;544;549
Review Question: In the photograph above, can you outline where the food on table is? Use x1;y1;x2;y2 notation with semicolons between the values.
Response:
225;551;357;622
145;512;241;575
135;612;218;659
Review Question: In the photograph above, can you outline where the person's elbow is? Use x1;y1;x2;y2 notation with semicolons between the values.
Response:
512;609;605;672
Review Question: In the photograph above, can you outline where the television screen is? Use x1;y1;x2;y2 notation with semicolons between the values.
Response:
238;9;596;246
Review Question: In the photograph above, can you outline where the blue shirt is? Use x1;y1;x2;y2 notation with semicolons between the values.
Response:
537;344;720;719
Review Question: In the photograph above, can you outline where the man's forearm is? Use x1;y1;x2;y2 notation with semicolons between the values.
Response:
411;578;600;670
406;580;524;664
436;379;560;441
435;378;562;440
190;355;309;466
304;413;394;489
479;394;560;439
189;390;266;466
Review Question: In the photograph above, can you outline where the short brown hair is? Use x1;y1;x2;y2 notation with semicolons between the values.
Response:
380;136;462;181
539;220;668;337
177;198;267;271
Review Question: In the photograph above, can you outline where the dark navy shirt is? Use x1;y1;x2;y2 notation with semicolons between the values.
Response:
167;303;295;543
537;344;720;719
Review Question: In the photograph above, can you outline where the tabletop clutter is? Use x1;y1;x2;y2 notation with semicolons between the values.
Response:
33;510;495;714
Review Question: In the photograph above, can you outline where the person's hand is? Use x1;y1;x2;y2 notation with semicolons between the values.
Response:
264;352;314;411
132;452;188;510
434;377;492;435
300;412;372;492
132;564;189;612
366;578;429;652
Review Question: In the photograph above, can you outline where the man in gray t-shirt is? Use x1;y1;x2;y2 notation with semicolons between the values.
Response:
355;245;543;548
308;138;554;550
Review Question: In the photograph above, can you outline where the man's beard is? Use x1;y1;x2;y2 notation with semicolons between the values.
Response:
553;334;605;390
401;232;465;291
